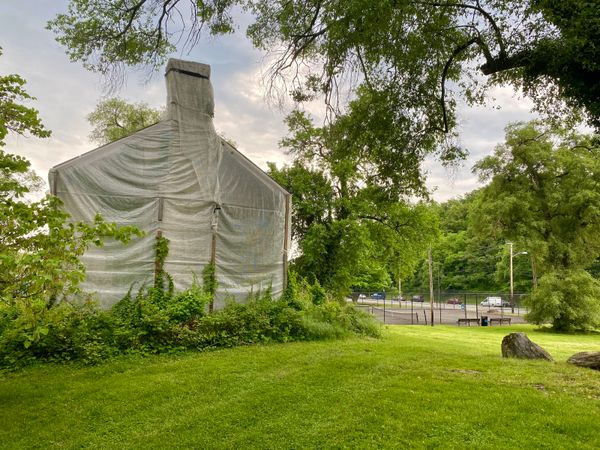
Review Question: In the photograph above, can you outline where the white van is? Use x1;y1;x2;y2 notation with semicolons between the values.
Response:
480;296;503;307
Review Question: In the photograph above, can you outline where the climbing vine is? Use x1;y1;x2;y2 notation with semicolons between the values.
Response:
202;263;217;308
154;234;170;290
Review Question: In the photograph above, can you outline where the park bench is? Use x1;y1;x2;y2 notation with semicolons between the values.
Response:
457;318;480;326
489;317;512;326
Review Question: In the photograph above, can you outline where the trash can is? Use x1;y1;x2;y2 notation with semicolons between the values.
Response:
481;316;489;326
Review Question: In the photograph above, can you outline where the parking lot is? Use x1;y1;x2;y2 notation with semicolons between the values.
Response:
351;293;528;325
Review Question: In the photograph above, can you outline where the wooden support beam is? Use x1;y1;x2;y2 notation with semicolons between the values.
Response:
282;194;291;290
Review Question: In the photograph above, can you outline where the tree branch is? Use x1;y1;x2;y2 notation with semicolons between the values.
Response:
440;37;478;133
116;0;149;39
417;1;507;58
479;48;532;75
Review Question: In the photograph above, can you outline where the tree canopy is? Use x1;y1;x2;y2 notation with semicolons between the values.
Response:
49;1;600;137
472;121;600;330
269;110;438;294
0;47;50;147
87;97;162;145
473;121;600;274
402;193;534;294
0;51;142;305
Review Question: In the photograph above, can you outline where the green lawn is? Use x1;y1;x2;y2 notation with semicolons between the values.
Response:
1;324;599;449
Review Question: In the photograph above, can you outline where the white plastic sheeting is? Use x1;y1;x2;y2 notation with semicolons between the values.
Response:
49;59;290;309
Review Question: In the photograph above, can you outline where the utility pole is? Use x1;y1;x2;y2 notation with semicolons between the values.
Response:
509;242;513;316
398;257;402;304
428;247;434;327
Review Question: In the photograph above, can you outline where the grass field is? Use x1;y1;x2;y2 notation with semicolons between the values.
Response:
1;324;599;449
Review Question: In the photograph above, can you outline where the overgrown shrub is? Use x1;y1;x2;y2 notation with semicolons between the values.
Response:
527;269;600;331
0;299;117;366
110;276;211;352
0;271;379;369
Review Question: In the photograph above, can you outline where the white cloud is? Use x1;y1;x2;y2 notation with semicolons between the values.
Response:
424;85;538;200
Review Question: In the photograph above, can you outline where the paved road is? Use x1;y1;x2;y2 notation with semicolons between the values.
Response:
353;300;528;326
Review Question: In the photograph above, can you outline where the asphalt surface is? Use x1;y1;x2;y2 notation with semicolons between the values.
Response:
353;300;528;326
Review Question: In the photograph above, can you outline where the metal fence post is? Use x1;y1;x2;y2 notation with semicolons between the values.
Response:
383;297;386;324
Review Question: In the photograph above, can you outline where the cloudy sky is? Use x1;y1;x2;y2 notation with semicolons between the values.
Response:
2;1;539;202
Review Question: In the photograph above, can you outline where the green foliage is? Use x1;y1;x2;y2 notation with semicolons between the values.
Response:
309;279;326;306
1;54;143;306
49;1;599;143
190;294;303;348
281;270;305;311
527;270;600;332
48;1;176;74
87;97;162;145
202;263;217;299
520;1;600;129
473;121;600;274
404;193;535;293
0;273;379;368
299;300;380;340
168;280;212;323
269;111;438;295
0;47;51;146
0;299;117;366
473;121;600;330
153;234;170;290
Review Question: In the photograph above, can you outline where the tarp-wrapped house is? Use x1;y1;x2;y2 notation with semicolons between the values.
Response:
49;59;291;309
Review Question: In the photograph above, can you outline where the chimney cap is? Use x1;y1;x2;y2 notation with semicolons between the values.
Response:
165;59;211;79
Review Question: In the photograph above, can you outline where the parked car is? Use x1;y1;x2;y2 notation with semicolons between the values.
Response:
372;292;386;300
358;293;367;299
446;297;462;305
480;296;503;307
411;295;425;302
392;295;405;302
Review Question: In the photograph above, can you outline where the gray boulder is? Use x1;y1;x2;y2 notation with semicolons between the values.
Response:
501;332;553;361
567;352;600;370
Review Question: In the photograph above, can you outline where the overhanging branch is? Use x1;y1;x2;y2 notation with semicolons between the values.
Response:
440;37;478;133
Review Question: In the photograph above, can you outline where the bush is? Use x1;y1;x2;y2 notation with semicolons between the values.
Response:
0;274;379;369
0;299;117;366
527;269;600;331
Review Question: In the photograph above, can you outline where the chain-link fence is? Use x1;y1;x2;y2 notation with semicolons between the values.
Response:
351;291;529;325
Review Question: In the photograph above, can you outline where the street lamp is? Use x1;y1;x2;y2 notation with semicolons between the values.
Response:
508;242;528;312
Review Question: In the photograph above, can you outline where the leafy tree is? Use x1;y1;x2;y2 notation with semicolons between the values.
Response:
399;188;545;295
473;121;600;330
49;1;600;135
527;270;600;332
269;110;438;295
0;162;141;304
474;121;600;274
87;97;162;145
0;47;50;146
0;50;143;305
403;195;506;293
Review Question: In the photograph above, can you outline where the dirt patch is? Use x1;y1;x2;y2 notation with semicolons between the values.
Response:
448;369;481;375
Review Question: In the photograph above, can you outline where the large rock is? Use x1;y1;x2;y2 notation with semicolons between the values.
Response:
501;332;553;361
567;352;600;370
